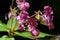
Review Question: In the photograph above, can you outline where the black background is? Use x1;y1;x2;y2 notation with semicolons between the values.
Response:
0;0;60;40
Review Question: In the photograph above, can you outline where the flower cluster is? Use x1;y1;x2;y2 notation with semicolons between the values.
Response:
8;0;54;37
16;0;30;10
28;18;39;36
41;5;54;30
16;0;39;36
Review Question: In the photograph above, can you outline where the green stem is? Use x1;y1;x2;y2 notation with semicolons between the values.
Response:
11;0;14;7
30;10;42;18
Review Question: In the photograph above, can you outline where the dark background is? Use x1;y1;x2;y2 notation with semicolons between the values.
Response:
0;0;60;40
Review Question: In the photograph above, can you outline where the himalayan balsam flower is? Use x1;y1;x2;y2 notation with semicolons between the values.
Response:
41;5;54;30
16;16;23;24
18;23;25;31
21;2;30;10
19;11;29;21
44;5;53;16
31;29;39;36
16;11;29;31
28;18;38;27
16;11;29;24
28;18;38;31
16;0;30;10
28;25;36;31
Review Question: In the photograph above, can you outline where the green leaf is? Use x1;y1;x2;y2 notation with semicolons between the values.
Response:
7;18;13;29
14;22;18;30
14;31;54;39
0;21;8;31
12;18;18;30
0;35;14;40
7;18;18;30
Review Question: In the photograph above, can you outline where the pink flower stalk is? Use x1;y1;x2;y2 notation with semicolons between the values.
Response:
28;18;38;31
41;5;54;30
31;29;39;36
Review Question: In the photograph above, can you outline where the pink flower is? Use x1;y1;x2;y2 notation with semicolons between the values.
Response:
16;16;20;21
18;23;25;31
48;22;54;30
16;0;21;8
28;18;38;27
44;5;53;16
28;25;36;31
19;11;29;21
16;11;30;31
41;5;54;30
16;11;29;24
16;16;23;24
21;2;30;10
16;0;30;10
16;0;20;4
31;29;39;36
8;12;13;19
27;18;38;31
41;14;54;30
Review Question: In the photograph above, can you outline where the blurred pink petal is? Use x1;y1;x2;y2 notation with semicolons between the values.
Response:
31;29;39;36
41;5;54;30
18;23;25;31
8;12;13;19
